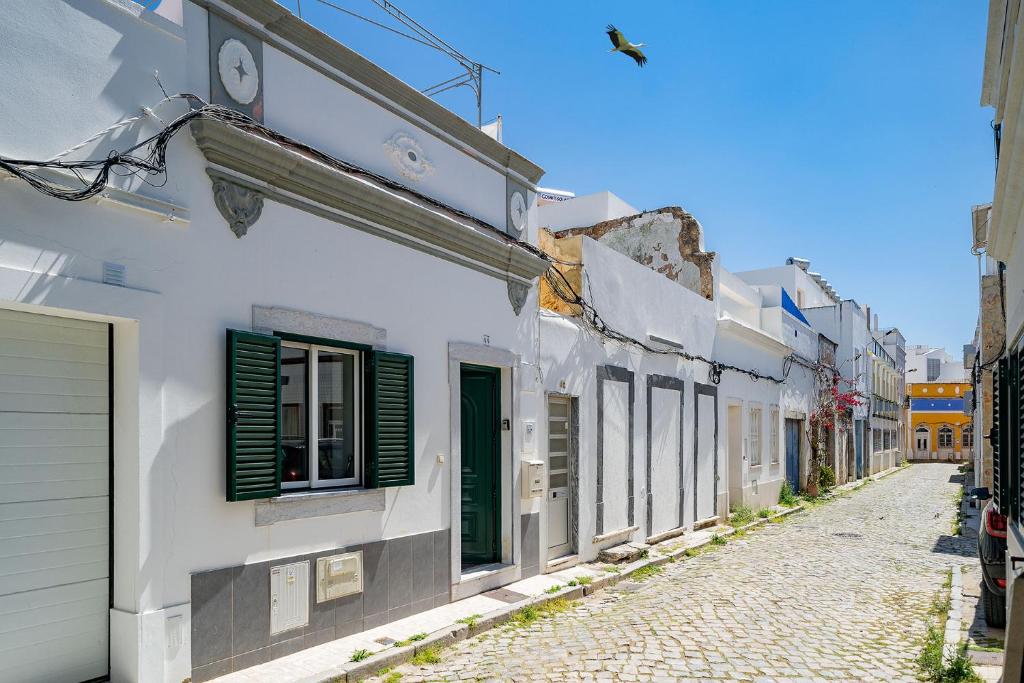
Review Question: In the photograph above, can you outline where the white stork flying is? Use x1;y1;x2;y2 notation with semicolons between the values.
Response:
606;25;647;67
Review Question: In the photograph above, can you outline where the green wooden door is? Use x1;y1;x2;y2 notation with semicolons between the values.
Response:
460;365;500;567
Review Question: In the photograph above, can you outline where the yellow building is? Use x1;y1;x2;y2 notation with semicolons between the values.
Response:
906;382;973;461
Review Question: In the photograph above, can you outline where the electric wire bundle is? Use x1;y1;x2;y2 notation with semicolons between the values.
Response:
2;92;831;387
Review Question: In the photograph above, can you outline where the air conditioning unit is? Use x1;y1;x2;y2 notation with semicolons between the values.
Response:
316;551;363;603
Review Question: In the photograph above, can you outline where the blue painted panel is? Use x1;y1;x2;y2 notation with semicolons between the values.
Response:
910;398;964;412
782;288;811;326
785;419;800;492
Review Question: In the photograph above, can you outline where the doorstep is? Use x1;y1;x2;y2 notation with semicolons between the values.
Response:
207;505;803;683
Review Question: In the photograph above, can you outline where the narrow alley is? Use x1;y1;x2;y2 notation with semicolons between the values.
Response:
380;464;972;683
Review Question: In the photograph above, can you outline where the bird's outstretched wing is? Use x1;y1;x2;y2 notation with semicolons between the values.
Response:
622;47;647;67
606;24;625;49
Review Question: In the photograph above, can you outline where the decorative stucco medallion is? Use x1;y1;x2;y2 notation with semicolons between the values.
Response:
212;177;264;238
508;190;527;238
384;132;434;181
218;38;259;105
507;280;529;315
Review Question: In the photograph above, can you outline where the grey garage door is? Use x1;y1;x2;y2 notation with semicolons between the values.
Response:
0;309;109;683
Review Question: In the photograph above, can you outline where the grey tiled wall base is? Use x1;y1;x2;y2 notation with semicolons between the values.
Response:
520;512;540;579
190;528;451;681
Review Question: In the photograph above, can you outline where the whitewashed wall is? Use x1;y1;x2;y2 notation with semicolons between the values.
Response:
0;2;542;680
537;239;717;562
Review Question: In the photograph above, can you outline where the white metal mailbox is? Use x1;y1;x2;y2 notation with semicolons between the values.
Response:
521;459;544;498
270;560;309;635
316;551;363;603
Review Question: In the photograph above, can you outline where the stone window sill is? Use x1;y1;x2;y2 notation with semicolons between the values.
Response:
254;487;385;526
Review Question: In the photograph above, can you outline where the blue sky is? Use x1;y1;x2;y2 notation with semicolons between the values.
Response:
279;1;993;353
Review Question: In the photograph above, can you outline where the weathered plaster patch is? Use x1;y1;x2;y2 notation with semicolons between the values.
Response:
554;207;715;301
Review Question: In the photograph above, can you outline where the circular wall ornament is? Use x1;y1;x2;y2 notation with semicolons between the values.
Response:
384;132;434;181
218;39;259;105
509;191;527;236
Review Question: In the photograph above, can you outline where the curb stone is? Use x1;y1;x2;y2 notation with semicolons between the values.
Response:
943;568;964;662
293;491;863;682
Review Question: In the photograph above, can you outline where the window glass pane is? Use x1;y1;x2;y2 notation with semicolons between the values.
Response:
549;419;568;436
318;350;356;481
550;472;568;489
549;399;568;418
550;455;568;472
281;347;309;484
549;434;568;453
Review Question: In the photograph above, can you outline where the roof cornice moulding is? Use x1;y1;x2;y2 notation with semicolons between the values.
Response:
192;0;544;185
191;119;550;283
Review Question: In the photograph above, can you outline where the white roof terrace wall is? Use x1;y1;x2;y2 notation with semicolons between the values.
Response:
537;191;640;232
905;345;968;382
735;264;833;308
538;237;716;561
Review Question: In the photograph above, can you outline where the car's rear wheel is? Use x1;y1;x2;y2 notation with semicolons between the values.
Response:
982;581;1006;628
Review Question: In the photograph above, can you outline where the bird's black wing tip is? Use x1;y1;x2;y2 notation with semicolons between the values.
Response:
606;24;616;33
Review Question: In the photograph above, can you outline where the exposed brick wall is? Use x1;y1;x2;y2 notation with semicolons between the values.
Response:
553;207;716;301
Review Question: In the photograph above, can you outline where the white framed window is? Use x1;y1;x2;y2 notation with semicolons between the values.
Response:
769;405;780;464
938;426;953;449
281;341;362;488
962;425;973;447
749;406;762;466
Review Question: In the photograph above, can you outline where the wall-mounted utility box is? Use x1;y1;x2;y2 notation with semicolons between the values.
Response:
270;560;309;635
316;551;363;603
522;460;544;498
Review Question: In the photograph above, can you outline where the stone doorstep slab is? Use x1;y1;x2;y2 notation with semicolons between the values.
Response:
597;541;648;564
211;503;809;683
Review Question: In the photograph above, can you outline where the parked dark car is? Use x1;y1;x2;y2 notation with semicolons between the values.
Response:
973;488;1007;628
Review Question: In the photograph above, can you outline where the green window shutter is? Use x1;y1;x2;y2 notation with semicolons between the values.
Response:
994;360;1007;512
1015;350;1023;521
366;351;414;488
226;329;282;501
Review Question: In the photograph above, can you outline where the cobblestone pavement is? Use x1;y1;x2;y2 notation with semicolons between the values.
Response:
375;464;975;682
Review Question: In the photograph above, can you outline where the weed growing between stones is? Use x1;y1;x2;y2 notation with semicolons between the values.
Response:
456;614;482;630
630;564;664;581
758;508;772;519
778;481;799;507
710;534;726;546
411;647;441;666
383;671;402;683
728;505;754;527
393;633;427;648
603;565;621;574
544;584;563;594
952;485;966;536
917;570;981;683
507;598;577;630
566;576;593;586
351;648;372;662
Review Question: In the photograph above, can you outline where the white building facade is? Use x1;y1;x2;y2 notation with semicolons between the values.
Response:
0;2;550;681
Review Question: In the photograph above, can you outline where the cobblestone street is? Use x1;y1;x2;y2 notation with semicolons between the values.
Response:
378;464;974;683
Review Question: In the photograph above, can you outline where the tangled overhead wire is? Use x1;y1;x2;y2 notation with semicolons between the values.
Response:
3;91;829;389
542;266;790;385
0;93;548;260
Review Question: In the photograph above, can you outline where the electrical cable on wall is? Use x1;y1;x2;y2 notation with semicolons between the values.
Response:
3;92;834;390
542;265;792;385
0;94;549;262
